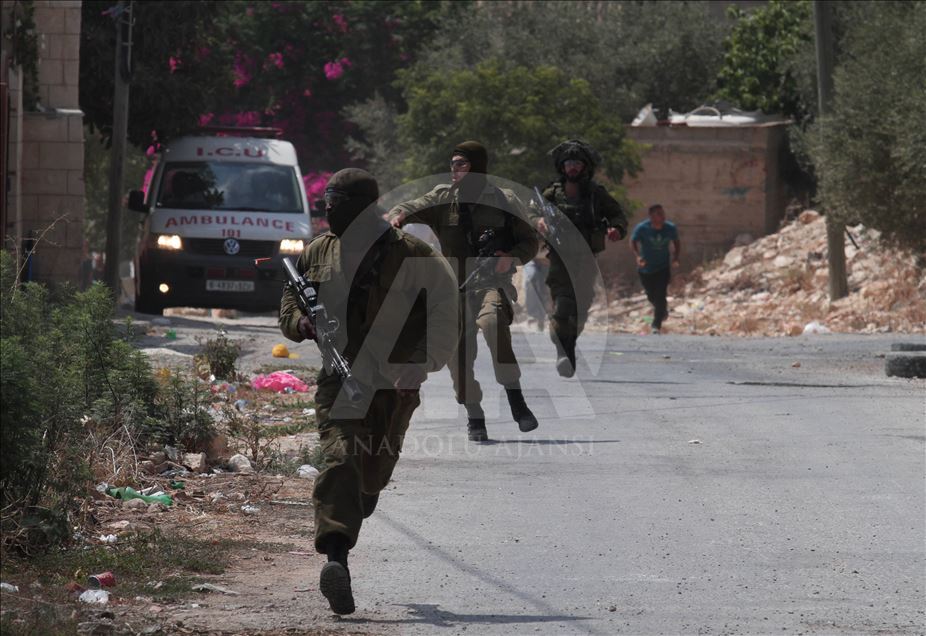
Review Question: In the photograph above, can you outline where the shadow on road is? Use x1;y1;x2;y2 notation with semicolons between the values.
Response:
369;515;597;631
339;603;591;628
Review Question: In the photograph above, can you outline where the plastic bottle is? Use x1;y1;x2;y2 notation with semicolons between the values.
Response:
106;486;173;506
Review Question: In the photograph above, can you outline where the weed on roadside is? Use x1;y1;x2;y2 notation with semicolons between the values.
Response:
195;332;242;380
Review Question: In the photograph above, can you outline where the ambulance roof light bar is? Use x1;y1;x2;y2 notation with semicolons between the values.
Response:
196;126;283;139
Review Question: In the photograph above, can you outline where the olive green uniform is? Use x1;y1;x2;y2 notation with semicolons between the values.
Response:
279;227;457;551
540;181;628;345
388;183;538;408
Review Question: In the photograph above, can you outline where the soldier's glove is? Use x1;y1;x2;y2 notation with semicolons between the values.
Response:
297;316;317;341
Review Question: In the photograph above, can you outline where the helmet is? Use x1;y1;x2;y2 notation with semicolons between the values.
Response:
550;139;602;176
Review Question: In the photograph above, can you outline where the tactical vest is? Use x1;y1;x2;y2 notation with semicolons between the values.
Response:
549;182;598;229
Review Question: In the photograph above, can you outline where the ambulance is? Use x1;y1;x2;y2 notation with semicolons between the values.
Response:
127;128;312;315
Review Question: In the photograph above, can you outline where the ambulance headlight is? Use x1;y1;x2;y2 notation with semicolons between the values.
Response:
156;234;183;250
279;239;304;254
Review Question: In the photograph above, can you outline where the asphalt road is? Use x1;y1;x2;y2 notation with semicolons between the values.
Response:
133;312;925;635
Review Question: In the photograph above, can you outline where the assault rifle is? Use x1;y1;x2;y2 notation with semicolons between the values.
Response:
458;229;513;292
280;257;363;403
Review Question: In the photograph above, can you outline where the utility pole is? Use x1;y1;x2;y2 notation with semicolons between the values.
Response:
103;1;133;293
813;0;848;301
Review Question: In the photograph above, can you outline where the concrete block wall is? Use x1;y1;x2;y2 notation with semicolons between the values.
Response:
16;1;85;285
598;123;789;289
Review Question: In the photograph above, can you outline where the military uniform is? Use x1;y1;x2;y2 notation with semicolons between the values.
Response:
389;181;537;412
541;180;628;344
279;227;457;553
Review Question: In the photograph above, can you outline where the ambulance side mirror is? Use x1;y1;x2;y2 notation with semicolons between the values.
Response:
127;190;149;213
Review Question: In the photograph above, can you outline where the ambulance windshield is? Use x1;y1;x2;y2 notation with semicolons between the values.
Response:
155;162;302;213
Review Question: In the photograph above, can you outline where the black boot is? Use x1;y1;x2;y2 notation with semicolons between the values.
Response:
465;404;489;442
506;386;538;432
555;336;576;378
319;535;355;615
361;492;379;518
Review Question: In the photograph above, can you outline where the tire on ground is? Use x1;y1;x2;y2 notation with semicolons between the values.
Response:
890;342;926;352
885;355;926;379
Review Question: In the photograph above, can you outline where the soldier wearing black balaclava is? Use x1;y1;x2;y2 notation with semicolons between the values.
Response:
535;140;628;377
388;141;540;441
280;168;458;615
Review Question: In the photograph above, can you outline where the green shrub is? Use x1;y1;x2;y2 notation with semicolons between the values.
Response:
196;332;242;380
0;252;160;546
150;367;216;451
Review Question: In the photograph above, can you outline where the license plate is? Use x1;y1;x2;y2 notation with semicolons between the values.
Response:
206;280;255;292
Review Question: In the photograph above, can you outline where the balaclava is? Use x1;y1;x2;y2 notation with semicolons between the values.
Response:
452;140;488;200
324;168;379;238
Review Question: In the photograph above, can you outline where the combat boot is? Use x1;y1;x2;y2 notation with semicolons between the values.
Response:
319;535;355;615
555;337;576;378
506;386;539;432
466;404;489;442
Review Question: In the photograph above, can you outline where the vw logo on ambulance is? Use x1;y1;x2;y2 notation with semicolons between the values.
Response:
223;238;241;255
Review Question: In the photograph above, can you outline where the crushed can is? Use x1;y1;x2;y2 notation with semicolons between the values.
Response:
88;571;116;588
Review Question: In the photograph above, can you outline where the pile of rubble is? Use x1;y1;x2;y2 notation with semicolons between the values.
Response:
600;210;926;336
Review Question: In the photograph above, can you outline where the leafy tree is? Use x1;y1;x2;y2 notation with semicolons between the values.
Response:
715;0;815;120
347;1;723;189
82;128;149;257
80;1;232;148
396;60;640;189
80;1;463;173
808;1;926;251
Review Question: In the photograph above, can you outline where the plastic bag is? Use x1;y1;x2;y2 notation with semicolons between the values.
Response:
250;371;309;393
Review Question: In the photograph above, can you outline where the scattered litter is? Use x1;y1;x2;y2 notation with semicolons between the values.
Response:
0;582;19;593
192;583;240;595
688;439;702;444
65;581;85;594
234;399;248;411
164;329;178;340
227;453;254;473
250;371;309;393
95;482;109;494
88;572;116;588
170;480;185;490
270;499;312;507
105;520;131;530
272;343;291;358
802;321;831;335
791;361;802;368
79;589;110;605
240;504;260;515
107;486;173;507
164;446;180;462
302;407;316;417
98;534;118;544
296;465;320;479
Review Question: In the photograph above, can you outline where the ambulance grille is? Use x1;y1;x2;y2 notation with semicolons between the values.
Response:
185;238;278;257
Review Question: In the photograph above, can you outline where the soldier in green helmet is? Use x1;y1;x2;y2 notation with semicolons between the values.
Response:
535;139;629;377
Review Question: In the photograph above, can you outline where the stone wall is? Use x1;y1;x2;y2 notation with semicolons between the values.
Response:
5;1;84;285
599;123;789;289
